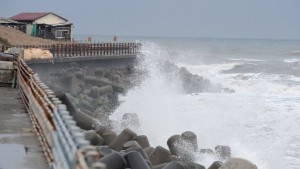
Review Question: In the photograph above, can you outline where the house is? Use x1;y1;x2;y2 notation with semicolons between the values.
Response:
0;17;26;32
10;12;73;41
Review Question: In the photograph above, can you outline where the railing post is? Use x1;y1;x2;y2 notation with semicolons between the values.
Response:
109;43;113;55
97;43;100;56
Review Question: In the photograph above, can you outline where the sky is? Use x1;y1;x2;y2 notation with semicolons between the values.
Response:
1;0;300;39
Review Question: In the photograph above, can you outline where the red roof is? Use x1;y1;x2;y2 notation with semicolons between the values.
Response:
10;12;67;22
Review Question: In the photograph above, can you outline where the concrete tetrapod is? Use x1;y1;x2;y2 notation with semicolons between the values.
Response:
109;128;137;151
125;147;149;161
57;93;96;130
84;130;104;146
122;140;141;150
149;146;172;166
167;134;182;156
181;131;198;151
134;135;150;149
219;158;257;169
208;161;223;169
144;146;155;157
98;152;126;169
97;146;115;158
124;151;151;169
162;161;186;169
215;145;231;160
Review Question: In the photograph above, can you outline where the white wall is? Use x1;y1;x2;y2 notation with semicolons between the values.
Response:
34;13;66;24
26;24;32;35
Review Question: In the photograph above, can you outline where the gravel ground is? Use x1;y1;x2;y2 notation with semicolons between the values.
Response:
0;26;68;45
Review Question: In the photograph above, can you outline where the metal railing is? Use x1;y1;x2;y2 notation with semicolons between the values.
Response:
1;42;141;57
16;57;102;169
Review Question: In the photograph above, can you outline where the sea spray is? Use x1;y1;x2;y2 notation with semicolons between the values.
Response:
110;41;300;169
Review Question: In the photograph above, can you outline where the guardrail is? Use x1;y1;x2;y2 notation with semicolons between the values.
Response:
16;57;104;169
1;42;141;57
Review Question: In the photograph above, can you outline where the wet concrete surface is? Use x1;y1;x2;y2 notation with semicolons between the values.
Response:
0;87;49;169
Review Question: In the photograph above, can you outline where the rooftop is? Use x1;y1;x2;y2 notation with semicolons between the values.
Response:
10;12;67;22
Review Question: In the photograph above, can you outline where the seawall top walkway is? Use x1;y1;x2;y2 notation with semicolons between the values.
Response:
0;87;48;169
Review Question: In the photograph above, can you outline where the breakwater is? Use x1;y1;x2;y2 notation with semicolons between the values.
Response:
0;42;258;169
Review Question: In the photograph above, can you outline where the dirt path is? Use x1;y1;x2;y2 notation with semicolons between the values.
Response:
0;26;68;45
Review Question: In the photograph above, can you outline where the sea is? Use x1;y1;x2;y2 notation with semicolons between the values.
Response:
77;35;300;169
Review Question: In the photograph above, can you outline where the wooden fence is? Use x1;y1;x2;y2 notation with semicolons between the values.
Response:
1;42;141;57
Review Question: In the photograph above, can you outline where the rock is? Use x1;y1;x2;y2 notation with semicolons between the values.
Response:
219;158;257;169
23;48;53;61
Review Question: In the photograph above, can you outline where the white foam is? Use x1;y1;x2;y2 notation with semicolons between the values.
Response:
284;58;300;63
229;58;267;62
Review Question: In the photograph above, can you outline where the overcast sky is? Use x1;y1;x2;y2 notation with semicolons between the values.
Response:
1;0;300;39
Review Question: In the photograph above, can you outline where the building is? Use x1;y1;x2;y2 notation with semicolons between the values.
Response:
0;17;26;32
10;12;73;41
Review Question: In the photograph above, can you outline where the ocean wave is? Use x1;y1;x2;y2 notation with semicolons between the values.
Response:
228;58;266;62
177;62;242;76
289;50;300;56
284;58;300;63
